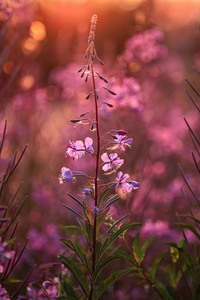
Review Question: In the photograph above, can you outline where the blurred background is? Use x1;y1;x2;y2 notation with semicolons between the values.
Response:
0;0;200;298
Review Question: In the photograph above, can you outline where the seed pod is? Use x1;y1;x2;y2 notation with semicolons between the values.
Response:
103;87;117;95
103;101;113;108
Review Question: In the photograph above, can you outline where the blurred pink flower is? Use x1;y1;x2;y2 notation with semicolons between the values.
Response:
0;284;10;300
0;238;15;274
141;219;170;237
43;278;59;299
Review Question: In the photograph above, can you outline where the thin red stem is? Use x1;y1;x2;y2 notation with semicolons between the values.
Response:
88;62;100;300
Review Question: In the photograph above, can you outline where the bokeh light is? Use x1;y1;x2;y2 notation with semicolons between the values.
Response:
29;20;46;42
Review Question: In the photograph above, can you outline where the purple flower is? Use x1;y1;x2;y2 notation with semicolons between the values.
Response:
0;284;10;300
0;238;15;274
116;171;140;194
66;137;94;161
108;131;132;151
101;153;124;172
43;279;58;299
129;180;140;189
59;167;73;184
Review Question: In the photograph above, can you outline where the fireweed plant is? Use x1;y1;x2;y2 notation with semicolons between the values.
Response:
58;15;142;300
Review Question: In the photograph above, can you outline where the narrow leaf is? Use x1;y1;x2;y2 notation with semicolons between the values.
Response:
177;222;200;240
98;223;138;262
94;268;134;300
59;255;89;297
148;253;165;282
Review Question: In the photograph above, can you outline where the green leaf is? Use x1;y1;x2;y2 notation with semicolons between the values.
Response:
59;255;89;297
141;236;155;258
132;234;154;265
103;194;120;210
62;280;79;299
177;222;200;240
166;239;185;250
178;214;200;226
93;267;134;300
83;203;93;225
107;214;129;234
148;253;165;282
96;208;109;238
61;239;90;273
92;254;121;283
57;297;75;300
156;283;178;300
98;185;114;207
113;249;140;267
97;223;137;263
64;224;92;249
167;265;177;288
85;221;93;248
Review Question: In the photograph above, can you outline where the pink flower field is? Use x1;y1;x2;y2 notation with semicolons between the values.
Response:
0;1;200;299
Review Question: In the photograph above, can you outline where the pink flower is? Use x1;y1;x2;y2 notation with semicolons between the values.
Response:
106;130;132;151
116;171;132;193
66;137;94;160
84;137;94;153
116;171;140;193
112;133;132;151
101;153;124;172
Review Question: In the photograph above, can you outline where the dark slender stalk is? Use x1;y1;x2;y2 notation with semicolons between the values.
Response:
10;264;35;299
0;119;7;156
178;163;200;204
88;62;100;300
4;144;28;184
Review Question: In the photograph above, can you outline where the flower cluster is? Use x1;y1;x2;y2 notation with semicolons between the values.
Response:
121;28;167;65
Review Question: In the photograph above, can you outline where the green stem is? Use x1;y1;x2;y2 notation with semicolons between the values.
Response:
88;62;100;300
